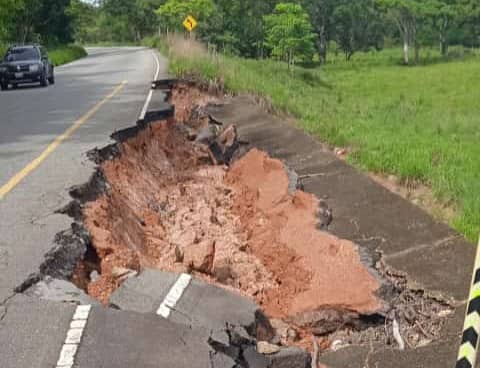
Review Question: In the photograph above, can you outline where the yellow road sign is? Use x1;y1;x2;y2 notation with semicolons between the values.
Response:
183;15;198;32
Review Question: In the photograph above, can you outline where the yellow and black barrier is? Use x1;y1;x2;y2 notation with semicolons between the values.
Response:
456;238;480;368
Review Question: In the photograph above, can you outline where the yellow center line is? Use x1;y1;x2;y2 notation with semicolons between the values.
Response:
0;80;128;201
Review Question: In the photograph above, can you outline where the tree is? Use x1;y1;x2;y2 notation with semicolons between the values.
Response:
431;0;457;55
67;0;102;44
157;0;215;33
101;0;165;42
377;0;437;64
264;3;316;69
34;0;74;44
377;0;415;64
204;0;278;58
333;0;384;60
446;0;480;50
301;0;336;63
461;0;480;48
0;0;21;41
3;0;74;44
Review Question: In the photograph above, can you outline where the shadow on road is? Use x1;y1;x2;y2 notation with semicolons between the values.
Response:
1;83;46;92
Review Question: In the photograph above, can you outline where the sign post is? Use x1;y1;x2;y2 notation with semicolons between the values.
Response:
183;15;198;36
456;237;480;368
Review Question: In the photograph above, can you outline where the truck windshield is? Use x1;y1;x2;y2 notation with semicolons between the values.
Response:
5;48;39;62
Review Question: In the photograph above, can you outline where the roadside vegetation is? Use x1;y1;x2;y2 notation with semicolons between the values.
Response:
47;45;87;66
0;1;87;65
0;43;87;66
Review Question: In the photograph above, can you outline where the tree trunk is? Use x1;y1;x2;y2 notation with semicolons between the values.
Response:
318;25;327;64
439;18;449;56
414;42;420;64
412;20;419;64
440;36;448;56
403;30;409;65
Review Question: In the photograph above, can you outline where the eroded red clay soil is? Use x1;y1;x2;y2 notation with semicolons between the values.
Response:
81;85;382;330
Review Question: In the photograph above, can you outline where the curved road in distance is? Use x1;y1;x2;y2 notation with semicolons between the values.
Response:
0;47;164;184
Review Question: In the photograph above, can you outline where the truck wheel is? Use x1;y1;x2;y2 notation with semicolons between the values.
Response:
48;72;55;85
40;72;48;87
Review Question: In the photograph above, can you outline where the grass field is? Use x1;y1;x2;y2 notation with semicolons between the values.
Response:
160;37;480;242
0;44;87;66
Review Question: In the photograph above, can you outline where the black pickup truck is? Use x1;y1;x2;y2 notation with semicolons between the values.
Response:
0;44;55;90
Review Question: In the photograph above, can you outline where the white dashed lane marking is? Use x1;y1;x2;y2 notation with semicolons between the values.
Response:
156;273;192;319
56;304;91;368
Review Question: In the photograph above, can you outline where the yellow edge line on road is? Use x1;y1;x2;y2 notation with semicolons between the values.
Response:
0;80;128;201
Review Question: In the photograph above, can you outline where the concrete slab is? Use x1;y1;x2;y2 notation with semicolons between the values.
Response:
319;306;468;368
76;306;234;368
210;99;337;172
109;269;177;313
319;346;369;368
384;237;474;302
110;269;262;332
169;277;261;332
0;294;74;368
24;276;99;305
301;167;457;256
319;340;461;368
209;96;473;307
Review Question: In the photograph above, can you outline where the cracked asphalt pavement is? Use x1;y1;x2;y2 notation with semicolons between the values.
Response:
0;47;304;368
0;47;161;301
0;47;180;368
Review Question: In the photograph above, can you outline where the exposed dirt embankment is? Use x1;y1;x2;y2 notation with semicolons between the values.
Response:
78;83;384;328
83;119;381;316
62;82;452;354
63;80;459;355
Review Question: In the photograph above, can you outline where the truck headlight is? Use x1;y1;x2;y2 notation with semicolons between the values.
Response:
29;64;39;72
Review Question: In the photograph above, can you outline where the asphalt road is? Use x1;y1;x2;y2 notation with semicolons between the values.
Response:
0;47;161;184
0;47;265;368
0;47;166;301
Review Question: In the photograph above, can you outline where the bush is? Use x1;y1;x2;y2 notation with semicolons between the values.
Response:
141;35;163;49
0;44;6;58
48;45;87;66
0;44;86;65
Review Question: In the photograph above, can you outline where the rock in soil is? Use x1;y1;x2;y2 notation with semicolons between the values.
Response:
183;239;216;274
257;341;281;355
268;346;311;368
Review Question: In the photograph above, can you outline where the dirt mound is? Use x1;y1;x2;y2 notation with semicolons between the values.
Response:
226;149;381;319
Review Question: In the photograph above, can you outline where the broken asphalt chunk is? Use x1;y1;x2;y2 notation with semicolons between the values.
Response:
110;269;272;334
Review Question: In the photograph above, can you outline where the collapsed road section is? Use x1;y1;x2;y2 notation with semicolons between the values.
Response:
24;80;454;366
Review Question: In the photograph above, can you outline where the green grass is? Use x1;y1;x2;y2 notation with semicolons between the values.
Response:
0;44;87;66
48;45;87;66
162;40;480;242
